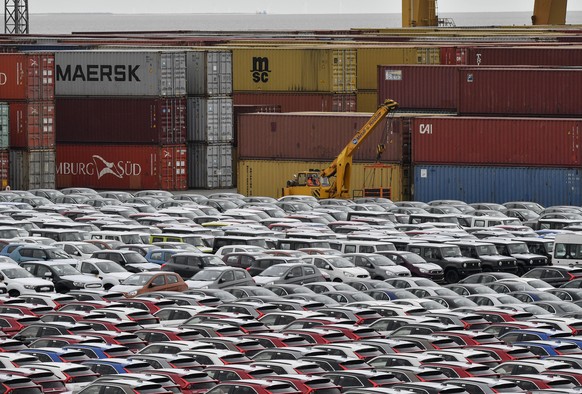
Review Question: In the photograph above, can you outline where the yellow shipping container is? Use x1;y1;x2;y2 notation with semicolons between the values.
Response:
237;159;403;200
356;90;379;113
233;48;356;93
357;46;441;90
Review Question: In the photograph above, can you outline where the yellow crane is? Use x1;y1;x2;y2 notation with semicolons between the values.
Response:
402;0;568;27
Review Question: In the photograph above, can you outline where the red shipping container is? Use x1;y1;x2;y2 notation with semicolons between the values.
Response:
9;101;55;149
458;67;582;116
452;46;582;66
234;92;356;113
234;104;281;147
377;65;458;111
55;97;186;144
237;112;406;163
56;144;187;190
0;53;54;100
412;116;582;167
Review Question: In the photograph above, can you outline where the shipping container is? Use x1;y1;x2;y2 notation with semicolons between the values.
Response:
56;144;187;190
9;101;54;149
413;165;582;207
187;97;233;142
232;48;356;92
0;53;54;101
0;150;8;190
356;90;378;113
186;50;232;96
55;97;186;144
233;92;356;113
442;46;582;66
55;51;186;97
357;47;440;90
0;103;8;149
234;104;281;147
188;143;233;189
458;67;582;116
412;116;582;167
10;148;55;190
237;112;408;163
377;65;459;111
237;159;403;200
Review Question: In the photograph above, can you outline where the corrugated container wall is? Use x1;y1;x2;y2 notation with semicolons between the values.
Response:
233;92;356;113
0;104;8;149
356;90;379;113
237;112;406;163
238;159;403;200
413;165;582;207
187;97;233;142
442;46;582;66
0;150;8;189
188;143;233;189
357;47;440;90
234;105;281;147
9;102;54;149
186;50;232;96
377;65;458;111
55;97;186;144
232;48;356;93
56;144;187;190
458;67;582;117
0;53;55;100
10;149;55;190
55;51;186;97
412;117;582;167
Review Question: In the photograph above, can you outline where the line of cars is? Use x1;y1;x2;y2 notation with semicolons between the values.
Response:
0;189;581;392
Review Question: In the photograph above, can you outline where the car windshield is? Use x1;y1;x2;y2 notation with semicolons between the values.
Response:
61;233;84;241
327;257;355;268
192;270;223;281
476;245;499;256
401;253;429;265
123;274;154;286
2;267;34;279
124;253;148;263
260;265;290;277
201;256;225;266
46;249;72;259
52;264;81;276
120;234;143;244
95;261;126;273
507;243;529;254
543;241;554;253
367;255;396;266
440;247;462;258
77;244;101;254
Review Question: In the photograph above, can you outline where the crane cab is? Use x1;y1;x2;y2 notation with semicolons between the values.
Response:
283;171;330;197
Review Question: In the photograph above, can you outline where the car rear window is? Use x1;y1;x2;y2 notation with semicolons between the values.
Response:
217;327;244;336
370;374;399;386
249;369;275;379
322;332;349;343
267;383;299;393
492;383;522;392
297;364;327;374
106;347;134;358
126;362;154;372
557;344;582;354
281;337;312;347
418;370;448;381
341;360;371;370
172;358;201;369
468;366;497;376
62;351;89;362
222;354;251;364
392;342;423;353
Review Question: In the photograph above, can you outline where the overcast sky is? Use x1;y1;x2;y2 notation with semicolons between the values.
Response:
30;0;582;14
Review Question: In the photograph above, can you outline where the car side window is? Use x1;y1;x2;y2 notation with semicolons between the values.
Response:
344;245;357;253
36;265;51;277
166;274;179;284
287;267;302;278
19;248;34;257
233;271;247;280
221;271;234;282
151;275;165;286
80;263;95;274
304;266;316;275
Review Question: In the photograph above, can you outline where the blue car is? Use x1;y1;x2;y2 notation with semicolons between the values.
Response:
500;328;572;344
143;249;183;265
19;347;90;363
514;340;582;357
63;343;134;359
82;358;154;374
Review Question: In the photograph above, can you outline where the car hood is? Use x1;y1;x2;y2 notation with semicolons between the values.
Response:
416;263;443;272
445;257;481;264
253;275;280;285
383;265;411;275
61;275;102;285
12;277;53;286
102;272;132;280
109;284;140;293
185;280;214;289
340;267;370;276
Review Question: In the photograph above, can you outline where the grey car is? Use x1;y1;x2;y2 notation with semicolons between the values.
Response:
253;263;326;286
187;266;256;289
343;253;411;279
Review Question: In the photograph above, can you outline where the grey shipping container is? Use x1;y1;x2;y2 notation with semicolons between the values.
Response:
0;103;8;149
187;97;233;142
55;51;186;97
188;143;233;189
413;165;582;207
187;50;233;96
10;149;56;190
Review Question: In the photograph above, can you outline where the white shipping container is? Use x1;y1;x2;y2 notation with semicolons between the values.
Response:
188;143;233;189
10;149;55;190
187;97;233;142
187;50;233;96
0;103;8;150
55;51;186;97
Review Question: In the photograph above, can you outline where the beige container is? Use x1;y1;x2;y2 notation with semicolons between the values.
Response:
356;46;440;90
237;159;402;200
233;48;356;93
356;90;379;113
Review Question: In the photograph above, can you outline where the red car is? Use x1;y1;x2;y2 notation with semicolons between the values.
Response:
269;374;342;394
431;330;503;346
423;361;499;379
282;328;351;345
0;367;67;393
321;324;383;341
116;297;176;314
76;330;146;352
543;369;582;385
204;380;300;394
78;318;141;333
0;314;39;337
505;374;576;390
149;369;218;394
135;327;203;343
29;334;104;348
204;364;276;381
245;333;313;348
468;344;538;364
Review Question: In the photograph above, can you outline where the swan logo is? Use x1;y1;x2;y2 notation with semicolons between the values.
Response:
56;156;142;178
92;155;124;179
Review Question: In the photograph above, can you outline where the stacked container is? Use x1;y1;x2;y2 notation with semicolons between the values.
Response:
185;50;235;189
54;50;188;190
232;47;358;112
0;53;56;190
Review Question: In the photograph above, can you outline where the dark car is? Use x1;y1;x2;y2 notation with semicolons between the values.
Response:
405;243;481;284
161;253;226;279
523;266;582;287
446;241;518;274
378;251;445;282
484;238;548;275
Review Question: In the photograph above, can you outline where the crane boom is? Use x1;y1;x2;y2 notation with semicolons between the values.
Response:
4;0;29;34
532;0;567;25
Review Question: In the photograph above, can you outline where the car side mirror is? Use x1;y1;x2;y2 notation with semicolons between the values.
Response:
89;268;99;275
0;274;4;281
44;272;52;278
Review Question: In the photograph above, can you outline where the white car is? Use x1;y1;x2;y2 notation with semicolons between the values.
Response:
214;245;267;257
0;262;54;297
55;241;102;260
302;255;370;282
27;362;97;392
76;258;132;290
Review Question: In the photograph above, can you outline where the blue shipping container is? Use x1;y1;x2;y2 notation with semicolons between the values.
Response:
413;165;582;206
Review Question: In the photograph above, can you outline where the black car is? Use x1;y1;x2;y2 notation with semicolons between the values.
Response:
522;266;582;287
160;252;226;279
